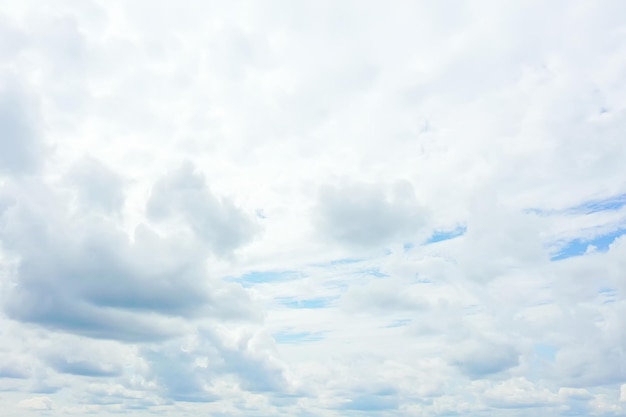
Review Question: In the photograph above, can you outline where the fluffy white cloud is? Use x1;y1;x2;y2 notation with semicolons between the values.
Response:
0;1;625;416
18;396;54;410
483;378;558;409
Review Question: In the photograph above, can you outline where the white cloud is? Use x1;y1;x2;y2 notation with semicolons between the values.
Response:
589;393;624;416
18;396;54;410
483;378;558;409
0;0;625;416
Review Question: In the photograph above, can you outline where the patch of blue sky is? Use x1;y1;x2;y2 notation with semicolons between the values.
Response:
360;267;388;278
227;270;303;287
340;392;398;411
403;242;414;251
273;331;325;344
254;209;267;219
533;343;557;362
424;225;467;244
324;279;350;291
598;287;617;304
415;274;432;284
278;296;337;309
528;193;626;216
524;207;545;215
386;319;411;328
528;343;558;382
313;258;363;268
568;193;626;214
550;228;626;261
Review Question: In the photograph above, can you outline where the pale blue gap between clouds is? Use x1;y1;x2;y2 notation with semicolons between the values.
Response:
235;193;625;357
529;193;626;261
230;194;626;282
422;193;626;260
416;194;626;259
232;193;625;299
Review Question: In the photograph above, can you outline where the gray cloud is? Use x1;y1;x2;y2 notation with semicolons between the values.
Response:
0;363;29;379
315;181;427;247
0;177;259;342
47;357;121;378
451;340;520;379
0;79;45;175
341;278;430;314
142;346;217;403
142;327;288;403
66;156;125;214
147;162;259;255
201;328;288;393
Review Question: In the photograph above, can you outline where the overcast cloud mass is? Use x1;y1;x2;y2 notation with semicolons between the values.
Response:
0;1;625;416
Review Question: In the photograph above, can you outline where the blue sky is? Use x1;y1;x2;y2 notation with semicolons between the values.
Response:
0;1;626;416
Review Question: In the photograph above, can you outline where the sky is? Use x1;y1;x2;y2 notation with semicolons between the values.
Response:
0;1;625;416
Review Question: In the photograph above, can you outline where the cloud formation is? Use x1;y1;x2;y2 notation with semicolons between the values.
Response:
0;176;258;341
315;180;426;247
147;161;259;255
0;1;625;416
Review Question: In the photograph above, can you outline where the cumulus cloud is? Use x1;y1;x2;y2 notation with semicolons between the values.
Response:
315;180;427;247
451;340;520;379
341;276;429;314
147;162;259;255
142;326;288;402
48;358;121;378
0;177;258;342
41;340;133;381
18;396;54;410
483;378;558;409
